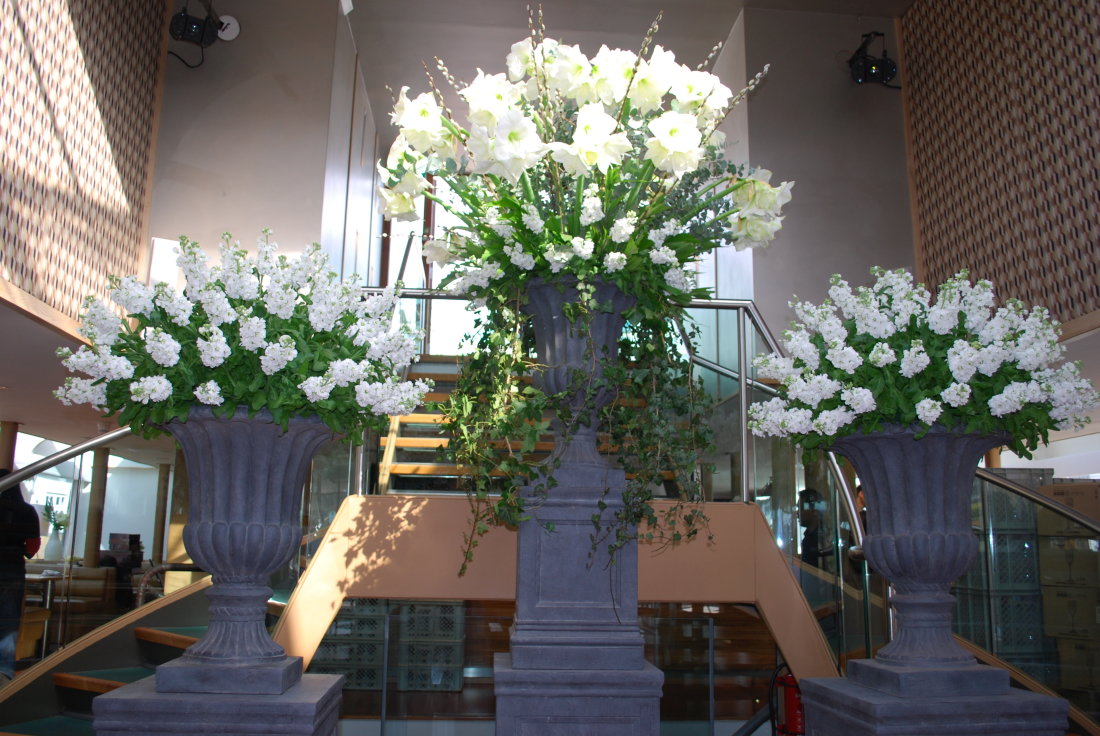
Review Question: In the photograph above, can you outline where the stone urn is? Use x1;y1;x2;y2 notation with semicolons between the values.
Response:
154;406;333;695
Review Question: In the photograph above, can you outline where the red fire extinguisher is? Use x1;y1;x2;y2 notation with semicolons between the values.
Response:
771;665;805;735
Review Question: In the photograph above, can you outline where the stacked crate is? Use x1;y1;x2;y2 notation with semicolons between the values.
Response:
396;600;466;691
1036;482;1100;711
307;598;390;690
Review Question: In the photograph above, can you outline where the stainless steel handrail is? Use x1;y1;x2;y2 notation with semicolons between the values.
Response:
0;426;132;491
975;467;1100;534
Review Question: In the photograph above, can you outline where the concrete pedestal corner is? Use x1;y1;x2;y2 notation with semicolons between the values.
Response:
494;653;663;736
800;675;1068;736
93;673;343;736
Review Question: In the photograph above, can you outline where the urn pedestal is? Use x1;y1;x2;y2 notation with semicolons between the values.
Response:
799;425;1067;735
94;408;343;736
493;279;663;735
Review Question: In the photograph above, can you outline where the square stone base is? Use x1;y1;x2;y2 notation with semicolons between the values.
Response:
93;673;343;736
155;656;303;695
494;653;663;735
801;676;1068;736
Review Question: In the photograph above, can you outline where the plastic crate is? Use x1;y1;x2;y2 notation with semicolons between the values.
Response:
986;532;1041;591
308;663;384;690
991;591;1046;653
399;601;465;640
340;598;390;618
397;664;463;691
312;638;386;667
985;486;1039;531
325;613;385;640
397;638;464;668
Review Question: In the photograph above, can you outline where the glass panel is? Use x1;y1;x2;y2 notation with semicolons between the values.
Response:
956;476;1100;722
687;306;718;366
311;599;776;733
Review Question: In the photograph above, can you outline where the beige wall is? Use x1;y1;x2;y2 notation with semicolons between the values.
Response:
744;8;915;333
149;0;343;258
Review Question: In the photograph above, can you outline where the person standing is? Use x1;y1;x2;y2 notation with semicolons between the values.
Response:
0;469;42;684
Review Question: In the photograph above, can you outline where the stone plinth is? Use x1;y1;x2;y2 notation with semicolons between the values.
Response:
494;653;663;736
93;673;343;736
801;675;1068;736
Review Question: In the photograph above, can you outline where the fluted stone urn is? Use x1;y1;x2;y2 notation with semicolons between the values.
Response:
155;406;333;695
800;424;1068;736
494;277;664;736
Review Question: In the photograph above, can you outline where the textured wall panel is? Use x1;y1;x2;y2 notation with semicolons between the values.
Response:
0;0;166;321
901;0;1100;324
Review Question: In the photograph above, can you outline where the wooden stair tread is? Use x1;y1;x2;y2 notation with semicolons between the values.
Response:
0;715;97;735
398;414;445;424
53;667;154;693
133;626;202;649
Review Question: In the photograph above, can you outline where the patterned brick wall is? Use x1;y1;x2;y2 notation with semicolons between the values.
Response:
1;0;166;321
901;0;1100;325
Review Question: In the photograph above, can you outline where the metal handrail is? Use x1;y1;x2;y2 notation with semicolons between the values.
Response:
975;466;1100;534
0;426;132;491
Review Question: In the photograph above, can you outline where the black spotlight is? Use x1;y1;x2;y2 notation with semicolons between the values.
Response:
848;32;898;85
170;2;219;47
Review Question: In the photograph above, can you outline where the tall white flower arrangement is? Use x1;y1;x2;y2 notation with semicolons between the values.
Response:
748;268;1098;454
377;18;793;313
56;231;431;437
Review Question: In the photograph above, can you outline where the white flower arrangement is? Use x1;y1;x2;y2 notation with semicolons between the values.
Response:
377;17;793;311
56;231;431;437
748;268;1099;454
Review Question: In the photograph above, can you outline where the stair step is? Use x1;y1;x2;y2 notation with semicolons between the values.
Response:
398;413;444;424
53;667;155;694
133;626;203;649
0;715;96;736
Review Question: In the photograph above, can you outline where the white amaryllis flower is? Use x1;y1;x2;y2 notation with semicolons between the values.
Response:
545;43;594;102
590;45;637;105
390;87;449;154
644;111;703;177
550;104;631;176
378;169;429;222
423;239;456;266
629;45;678;114
671;69;731;121
460;69;524;129
505;38;534;81
467;110;547;183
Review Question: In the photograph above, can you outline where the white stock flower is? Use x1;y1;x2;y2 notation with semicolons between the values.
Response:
194;380;224;405
644;111;703;177
217;241;260;301
197;285;236;326
812;407;856;435
79;298;122;347
298;375;335;402
827;343;863;374
610;213;638;244
916;397;943;424
754;353;798;382
945;339;979;383
260;335;298;375
787;374;842;408
604;252;627;273
941;382;972;408
154;284;193;327
355;377;430;415
570;237;594;259
842;386;876;414
664;267;694;292
649;245;677;266
130;375;172;404
899;341;930;377
783;328;820;371
238;315;267;351
521;204;545;234
197;325;231;368
54;376;108;408
145;328;181;367
505;244;536;270
112;276;155;316
579;184;604;226
176;239;212;298
868;342;897;367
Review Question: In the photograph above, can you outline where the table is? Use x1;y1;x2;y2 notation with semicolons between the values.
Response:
23;573;57;657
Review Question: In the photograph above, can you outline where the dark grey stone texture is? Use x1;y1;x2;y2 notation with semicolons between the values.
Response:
93;673;343;736
494;653;663;736
801;676;1068;736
